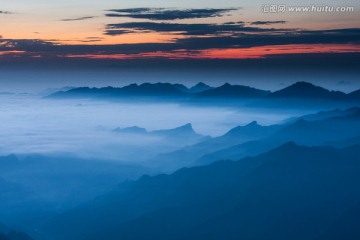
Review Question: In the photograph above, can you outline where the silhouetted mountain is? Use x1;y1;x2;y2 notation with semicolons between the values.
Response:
113;124;206;148
285;107;360;123
269;81;346;99
195;83;270;99
0;175;42;228
152;123;196;136
348;89;360;100
113;126;147;134
188;82;213;93
247;81;356;109
151;121;280;170
0;154;153;227
172;84;189;93
48;82;359;110
223;121;278;138
122;83;188;96
152;123;206;146
49;82;269;101
110;124;208;165
49;83;189;100
275;109;360;144
198;109;360;164
43;143;360;240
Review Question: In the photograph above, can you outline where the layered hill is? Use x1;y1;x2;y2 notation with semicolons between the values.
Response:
48;82;360;109
43;143;360;240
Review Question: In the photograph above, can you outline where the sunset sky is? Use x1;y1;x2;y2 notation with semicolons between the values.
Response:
0;0;359;93
1;0;359;60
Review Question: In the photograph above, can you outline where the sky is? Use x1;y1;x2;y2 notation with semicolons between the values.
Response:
1;1;359;59
0;0;359;91
0;0;359;158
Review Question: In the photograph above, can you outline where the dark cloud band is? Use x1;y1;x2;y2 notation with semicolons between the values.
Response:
1;28;359;57
105;8;238;20
251;21;287;25
61;16;95;21
105;22;279;36
0;11;12;14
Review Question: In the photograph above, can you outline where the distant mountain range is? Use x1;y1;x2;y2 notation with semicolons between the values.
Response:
188;82;214;93
43;142;360;240
114;123;204;141
0;154;154;228
196;107;360;165
49;83;190;100
249;81;358;108
143;107;360;169
194;83;270;99
284;107;360;123
268;81;346;99
150;121;281;170
0;105;359;239
48;81;360;108
113;124;208;155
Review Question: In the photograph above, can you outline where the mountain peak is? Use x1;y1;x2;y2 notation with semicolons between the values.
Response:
224;121;263;136
245;121;259;127
114;126;147;134
189;82;212;93
194;82;208;87
152;123;198;136
283;81;323;92
269;81;344;99
221;83;232;88
171;123;199;136
292;81;316;88
175;123;194;132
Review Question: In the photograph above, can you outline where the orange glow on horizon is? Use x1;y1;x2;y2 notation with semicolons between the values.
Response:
2;44;359;60
0;50;26;56
64;44;360;60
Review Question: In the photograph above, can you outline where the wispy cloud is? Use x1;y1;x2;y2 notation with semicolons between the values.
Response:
105;22;278;36
174;28;360;50
78;37;104;43
251;21;287;25
0;11;12;14
61;16;95;21
105;8;239;20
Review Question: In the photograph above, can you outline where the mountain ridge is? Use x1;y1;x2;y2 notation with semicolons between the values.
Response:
43;142;360;240
47;82;360;109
